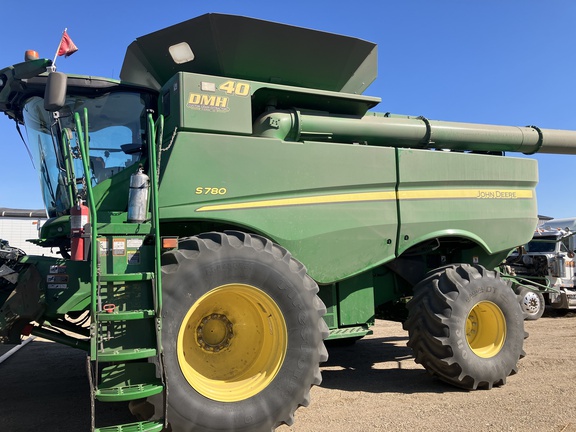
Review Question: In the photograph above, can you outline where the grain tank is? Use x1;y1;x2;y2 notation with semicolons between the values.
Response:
2;13;576;432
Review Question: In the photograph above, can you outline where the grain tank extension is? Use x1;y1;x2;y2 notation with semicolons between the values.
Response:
2;13;576;432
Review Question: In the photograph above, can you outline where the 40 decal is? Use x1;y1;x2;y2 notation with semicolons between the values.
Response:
219;80;250;96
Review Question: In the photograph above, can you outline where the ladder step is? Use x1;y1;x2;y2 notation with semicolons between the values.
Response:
97;310;156;321
98;347;157;362
96;363;163;402
94;420;164;432
96;380;163;402
100;272;155;282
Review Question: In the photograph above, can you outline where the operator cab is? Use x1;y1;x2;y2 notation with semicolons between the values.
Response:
22;72;156;217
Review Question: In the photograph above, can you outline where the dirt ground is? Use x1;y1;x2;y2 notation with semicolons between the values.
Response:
1;309;576;432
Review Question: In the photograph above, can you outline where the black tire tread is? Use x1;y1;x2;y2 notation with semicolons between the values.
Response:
403;264;527;390
160;231;327;432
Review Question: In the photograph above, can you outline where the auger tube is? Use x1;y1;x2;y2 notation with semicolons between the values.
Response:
253;110;576;155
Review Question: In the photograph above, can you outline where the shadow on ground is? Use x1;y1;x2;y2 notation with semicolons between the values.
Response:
320;335;461;395
0;341;134;432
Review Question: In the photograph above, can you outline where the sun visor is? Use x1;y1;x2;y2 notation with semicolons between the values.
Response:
120;13;377;94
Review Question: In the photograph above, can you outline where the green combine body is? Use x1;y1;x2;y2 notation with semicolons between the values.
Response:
1;14;575;431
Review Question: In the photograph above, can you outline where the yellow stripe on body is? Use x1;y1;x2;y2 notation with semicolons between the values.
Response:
196;191;397;212
196;189;533;212
398;189;533;200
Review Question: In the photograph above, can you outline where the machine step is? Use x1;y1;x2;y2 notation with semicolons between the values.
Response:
97;347;157;362
94;420;164;432
100;272;155;282
326;325;373;340
96;363;163;402
97;310;156;321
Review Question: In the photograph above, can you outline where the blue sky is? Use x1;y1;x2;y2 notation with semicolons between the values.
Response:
1;1;576;218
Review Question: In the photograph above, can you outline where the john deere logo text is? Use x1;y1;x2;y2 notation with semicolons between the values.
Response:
476;190;517;199
187;93;229;112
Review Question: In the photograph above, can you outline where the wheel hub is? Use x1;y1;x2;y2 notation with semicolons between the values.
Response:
522;291;541;314
197;314;234;352
466;301;506;358
177;283;288;402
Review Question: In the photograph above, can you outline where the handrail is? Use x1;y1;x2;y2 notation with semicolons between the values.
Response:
74;109;99;325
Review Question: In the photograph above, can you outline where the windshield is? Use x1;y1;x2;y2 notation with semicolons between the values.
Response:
525;236;559;253
23;92;148;217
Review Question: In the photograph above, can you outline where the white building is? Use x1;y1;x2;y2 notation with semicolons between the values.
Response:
0;208;60;256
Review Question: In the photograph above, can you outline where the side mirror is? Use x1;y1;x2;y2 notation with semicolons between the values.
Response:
44;71;67;111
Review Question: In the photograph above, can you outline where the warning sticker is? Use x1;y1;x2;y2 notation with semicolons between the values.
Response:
47;275;68;284
49;265;67;274
113;238;126;256
127;238;143;249
99;239;109;256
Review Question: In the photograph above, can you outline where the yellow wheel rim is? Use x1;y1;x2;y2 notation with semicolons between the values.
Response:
177;283;287;402
466;301;506;358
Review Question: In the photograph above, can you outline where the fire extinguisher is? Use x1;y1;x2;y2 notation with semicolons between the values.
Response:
127;165;150;223
70;201;89;261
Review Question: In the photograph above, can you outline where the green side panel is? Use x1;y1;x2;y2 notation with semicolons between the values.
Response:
318;285;337;329
162;73;253;136
46;260;91;314
338;272;375;326
396;149;538;260
97;230;155;279
93;168;134;213
318;279;375;338
19;256;91;316
160;72;380;138
373;266;405;306
157;133;398;284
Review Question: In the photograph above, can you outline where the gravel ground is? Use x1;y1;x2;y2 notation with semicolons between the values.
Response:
1;310;575;432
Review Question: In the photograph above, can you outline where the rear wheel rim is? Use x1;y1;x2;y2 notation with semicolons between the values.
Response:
522;291;541;314
177;283;287;402
466;301;506;358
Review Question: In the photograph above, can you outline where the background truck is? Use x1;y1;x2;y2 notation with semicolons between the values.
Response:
2;13;576;432
502;224;576;319
543;218;576;251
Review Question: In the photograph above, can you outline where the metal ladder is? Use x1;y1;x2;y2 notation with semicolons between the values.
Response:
76;109;166;432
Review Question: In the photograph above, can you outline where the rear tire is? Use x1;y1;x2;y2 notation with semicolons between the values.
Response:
159;231;328;432
515;285;545;321
403;264;526;389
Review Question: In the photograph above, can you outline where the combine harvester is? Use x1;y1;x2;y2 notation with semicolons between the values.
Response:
1;14;576;431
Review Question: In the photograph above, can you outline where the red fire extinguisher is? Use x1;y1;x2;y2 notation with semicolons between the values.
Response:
70;201;89;261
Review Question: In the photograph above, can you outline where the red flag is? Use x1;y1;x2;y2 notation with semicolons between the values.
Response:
57;31;78;57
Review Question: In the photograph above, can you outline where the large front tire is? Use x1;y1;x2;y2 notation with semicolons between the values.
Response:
403;264;526;390
160;231;328;432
